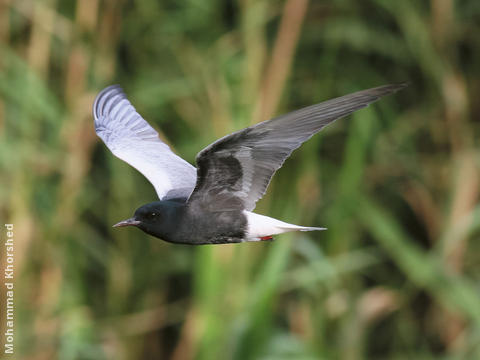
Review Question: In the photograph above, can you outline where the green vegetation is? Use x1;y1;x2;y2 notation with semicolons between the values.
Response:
1;0;479;359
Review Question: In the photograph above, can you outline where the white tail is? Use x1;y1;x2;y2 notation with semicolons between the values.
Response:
244;211;326;241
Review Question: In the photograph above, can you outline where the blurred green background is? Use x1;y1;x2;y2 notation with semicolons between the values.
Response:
1;0;480;359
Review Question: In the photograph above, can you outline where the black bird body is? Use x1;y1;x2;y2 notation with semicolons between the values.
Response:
133;201;247;244
94;83;406;244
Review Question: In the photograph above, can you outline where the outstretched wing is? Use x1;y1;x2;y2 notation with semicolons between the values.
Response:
189;83;407;211
93;85;197;200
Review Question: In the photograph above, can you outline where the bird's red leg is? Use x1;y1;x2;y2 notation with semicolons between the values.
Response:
260;236;273;241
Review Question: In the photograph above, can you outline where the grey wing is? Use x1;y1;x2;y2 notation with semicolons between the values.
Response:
93;85;197;200
189;83;407;211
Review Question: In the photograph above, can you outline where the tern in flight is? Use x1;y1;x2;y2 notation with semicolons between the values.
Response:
93;83;406;244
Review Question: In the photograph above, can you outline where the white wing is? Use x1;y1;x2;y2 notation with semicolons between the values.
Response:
93;85;197;200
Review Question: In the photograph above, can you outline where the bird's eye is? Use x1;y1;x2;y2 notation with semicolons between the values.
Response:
147;212;157;220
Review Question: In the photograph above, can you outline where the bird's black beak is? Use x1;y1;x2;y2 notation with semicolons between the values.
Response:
113;217;141;228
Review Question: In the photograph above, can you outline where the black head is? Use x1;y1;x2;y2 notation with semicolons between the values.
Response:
113;201;180;240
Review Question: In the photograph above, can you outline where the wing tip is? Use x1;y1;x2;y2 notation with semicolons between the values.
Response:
369;82;409;98
92;84;124;121
345;81;408;111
